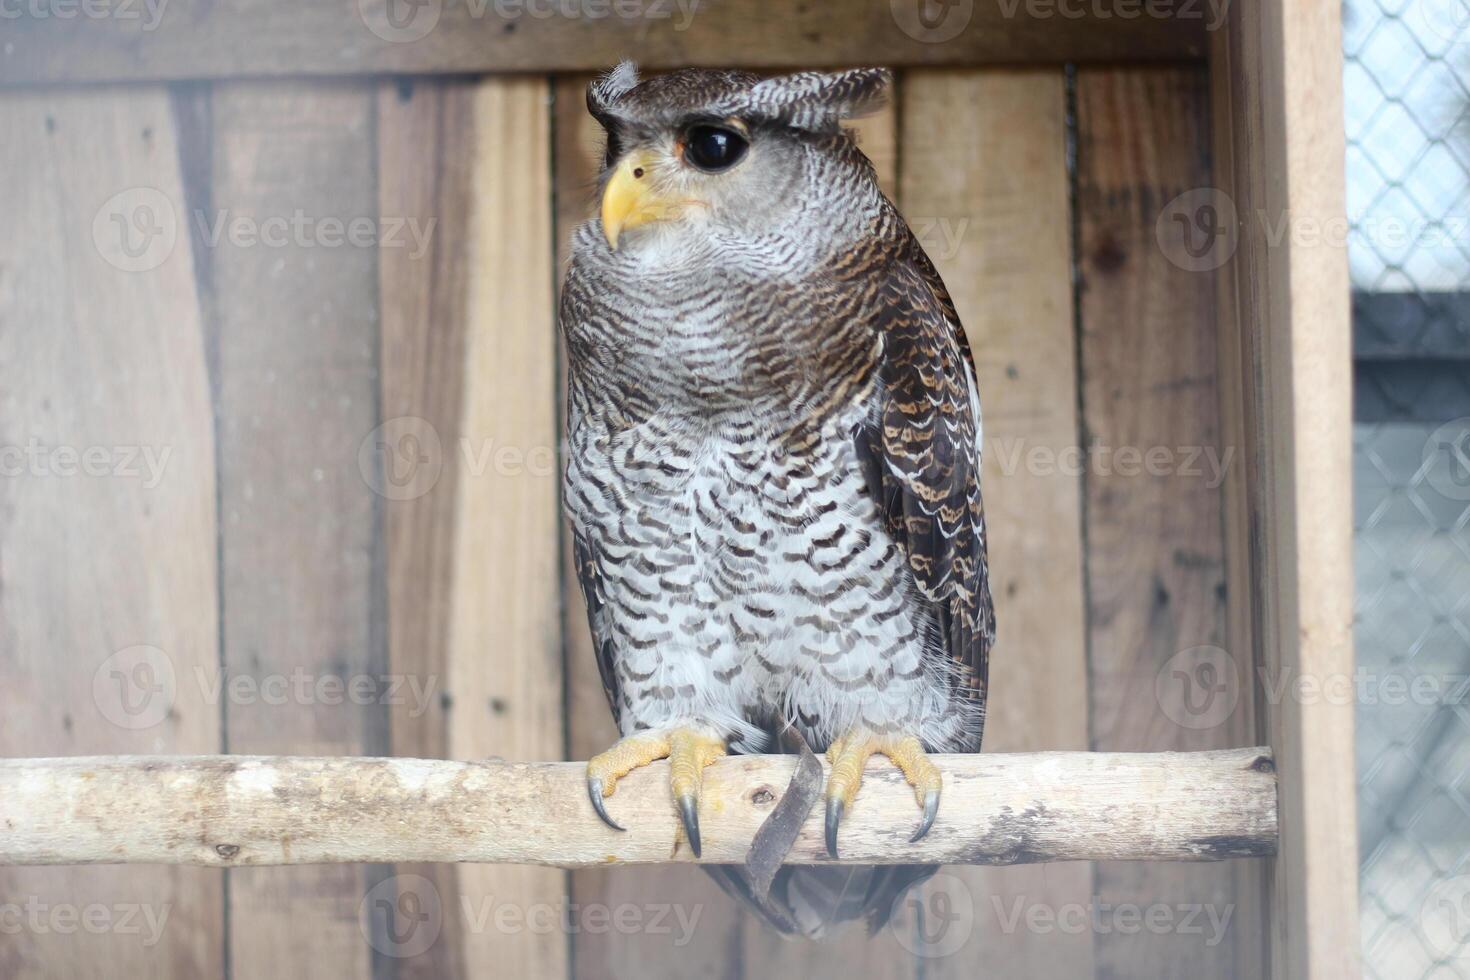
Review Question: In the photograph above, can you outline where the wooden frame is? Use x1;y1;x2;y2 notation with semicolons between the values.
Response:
1211;2;1359;978
0;1;1205;85
0;0;1357;976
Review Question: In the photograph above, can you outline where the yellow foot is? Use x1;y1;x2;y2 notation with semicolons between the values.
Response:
586;727;727;857
824;732;942;858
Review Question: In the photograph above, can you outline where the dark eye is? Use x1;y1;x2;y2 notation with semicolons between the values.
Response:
683;125;748;172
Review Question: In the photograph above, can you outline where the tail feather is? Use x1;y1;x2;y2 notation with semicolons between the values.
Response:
704;863;935;940
709;714;939;940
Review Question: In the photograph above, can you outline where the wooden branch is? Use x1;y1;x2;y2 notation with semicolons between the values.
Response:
0;748;1275;867
0;0;1206;87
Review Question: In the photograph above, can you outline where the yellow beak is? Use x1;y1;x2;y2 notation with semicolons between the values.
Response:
600;151;682;250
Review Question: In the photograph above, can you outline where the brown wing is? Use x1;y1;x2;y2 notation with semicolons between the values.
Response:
851;219;995;752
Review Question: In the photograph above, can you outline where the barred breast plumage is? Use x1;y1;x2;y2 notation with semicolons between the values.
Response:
561;63;995;939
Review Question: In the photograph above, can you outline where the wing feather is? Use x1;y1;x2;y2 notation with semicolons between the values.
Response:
852;219;995;751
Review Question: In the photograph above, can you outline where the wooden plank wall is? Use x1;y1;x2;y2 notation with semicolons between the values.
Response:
0;63;1269;980
0;88;223;979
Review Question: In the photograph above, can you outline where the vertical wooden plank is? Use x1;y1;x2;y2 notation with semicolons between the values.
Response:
899;68;1093;978
1075;67;1265;979
446;75;568;980
207;81;384;980
849;99;898;203
1211;2;1359;976
0;87;223;980
554;72;748;980
376;77;475;980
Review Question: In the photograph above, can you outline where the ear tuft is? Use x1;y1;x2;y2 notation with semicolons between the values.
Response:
743;68;892;131
588;60;640;118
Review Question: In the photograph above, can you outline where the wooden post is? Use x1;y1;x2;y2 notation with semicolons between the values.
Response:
1211;1;1359;977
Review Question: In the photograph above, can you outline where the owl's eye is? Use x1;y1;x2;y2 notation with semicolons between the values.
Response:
683;125;748;172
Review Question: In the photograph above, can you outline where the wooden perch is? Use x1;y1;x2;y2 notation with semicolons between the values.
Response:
0;748;1276;867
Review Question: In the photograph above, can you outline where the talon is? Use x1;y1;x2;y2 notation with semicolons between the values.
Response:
825;796;844;859
910;788;939;843
585;728;725;853
585;732;671;833
677;793;702;858
668;729;725;858
588;777;626;832
823;731;942;855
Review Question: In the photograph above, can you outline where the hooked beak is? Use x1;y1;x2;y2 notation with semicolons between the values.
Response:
600;150;687;250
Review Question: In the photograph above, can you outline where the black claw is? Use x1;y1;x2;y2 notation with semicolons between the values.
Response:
588;777;626;832
677;793;702;858
825;797;844;859
910;789;940;843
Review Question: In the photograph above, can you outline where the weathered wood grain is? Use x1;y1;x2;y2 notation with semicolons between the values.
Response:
0;87;223;980
376;75;478;980
205;81;385;980
1075;67;1265;980
1211;3;1358;976
0;0;1205;87
0;750;1280;867
899;67;1093;978
445;75;568;980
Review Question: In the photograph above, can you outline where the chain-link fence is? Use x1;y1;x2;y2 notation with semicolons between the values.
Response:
1345;0;1470;975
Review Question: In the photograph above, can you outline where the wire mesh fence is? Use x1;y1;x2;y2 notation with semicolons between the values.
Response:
1345;0;1470;975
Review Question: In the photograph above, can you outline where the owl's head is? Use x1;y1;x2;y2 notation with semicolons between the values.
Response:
586;62;891;252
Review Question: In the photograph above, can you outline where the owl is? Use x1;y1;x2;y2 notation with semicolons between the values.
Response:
560;62;994;937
